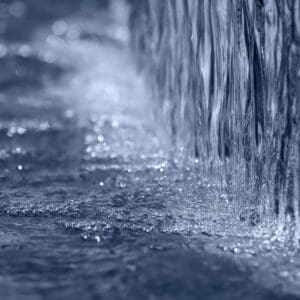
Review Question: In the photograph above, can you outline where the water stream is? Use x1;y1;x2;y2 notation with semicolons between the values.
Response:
130;0;300;243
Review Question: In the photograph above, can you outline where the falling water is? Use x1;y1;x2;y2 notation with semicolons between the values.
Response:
129;0;300;242
1;0;300;298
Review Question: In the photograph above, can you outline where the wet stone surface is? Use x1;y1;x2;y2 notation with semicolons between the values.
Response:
0;1;299;300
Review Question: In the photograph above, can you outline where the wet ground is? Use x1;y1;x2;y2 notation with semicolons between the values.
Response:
0;1;300;299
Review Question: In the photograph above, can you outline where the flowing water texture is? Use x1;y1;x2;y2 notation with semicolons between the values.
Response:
130;0;300;242
0;0;300;299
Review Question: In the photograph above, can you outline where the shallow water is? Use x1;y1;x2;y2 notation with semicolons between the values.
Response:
0;1;300;299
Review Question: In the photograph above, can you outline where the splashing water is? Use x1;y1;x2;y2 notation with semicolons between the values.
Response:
0;0;300;298
129;0;300;243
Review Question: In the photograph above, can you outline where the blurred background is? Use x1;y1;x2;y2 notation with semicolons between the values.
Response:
0;0;109;42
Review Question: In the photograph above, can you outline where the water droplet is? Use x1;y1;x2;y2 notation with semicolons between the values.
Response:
279;271;289;278
15;147;22;154
44;52;55;63
52;20;68;36
126;264;137;272
9;1;25;17
39;122;49;131
18;44;31;57
119;182;126;188
64;109;74;119
0;44;8;58
17;127;26;135
97;135;104;142
66;28;80;40
231;247;241;254
112;120;119;128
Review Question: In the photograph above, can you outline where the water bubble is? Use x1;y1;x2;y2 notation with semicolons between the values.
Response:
231;247;241;255
97;135;104;142
46;35;63;47
86;146;92;153
17;127;26;135
7;126;16;137
44;52;55;64
99;182;104;187
218;245;228;252
104;145;110;152
279;271;289;278
112;120;119;128
9;1;25;17
0;44;7;58
126;264;137;272
18;44;31;57
39;122;49;131
118;182;126;188
15;147;22;154
17;165;23;171
66;28;80;40
81;235;88;240
64;109;75;119
52;20;68;36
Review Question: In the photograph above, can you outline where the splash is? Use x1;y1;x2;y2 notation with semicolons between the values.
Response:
129;0;300;242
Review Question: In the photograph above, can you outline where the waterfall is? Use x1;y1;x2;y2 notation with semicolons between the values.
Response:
129;0;300;241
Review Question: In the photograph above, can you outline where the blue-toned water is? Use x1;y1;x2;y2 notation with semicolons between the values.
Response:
0;1;300;299
130;0;300;241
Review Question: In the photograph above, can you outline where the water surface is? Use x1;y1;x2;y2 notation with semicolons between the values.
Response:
0;1;299;299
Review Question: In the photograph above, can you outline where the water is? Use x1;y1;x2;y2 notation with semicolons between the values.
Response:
0;1;300;299
130;0;300;241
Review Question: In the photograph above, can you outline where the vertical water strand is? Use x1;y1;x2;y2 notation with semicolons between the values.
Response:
130;0;300;242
